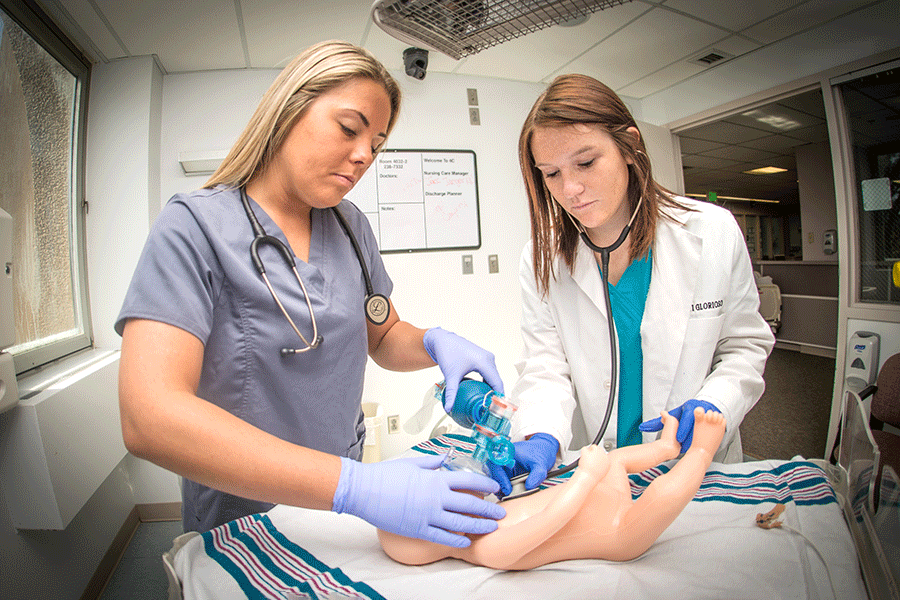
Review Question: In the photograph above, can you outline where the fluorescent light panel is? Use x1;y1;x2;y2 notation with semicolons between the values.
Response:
744;166;788;175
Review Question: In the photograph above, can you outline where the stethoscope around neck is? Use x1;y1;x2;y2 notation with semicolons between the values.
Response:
505;194;642;499
239;187;390;356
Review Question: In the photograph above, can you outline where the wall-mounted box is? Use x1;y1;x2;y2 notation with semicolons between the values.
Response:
0;352;124;529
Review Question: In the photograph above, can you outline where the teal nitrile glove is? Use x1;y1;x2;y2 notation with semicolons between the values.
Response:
487;433;560;497
423;327;504;412
639;399;721;454
332;454;506;548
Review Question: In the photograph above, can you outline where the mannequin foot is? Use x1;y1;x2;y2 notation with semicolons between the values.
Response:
687;408;726;454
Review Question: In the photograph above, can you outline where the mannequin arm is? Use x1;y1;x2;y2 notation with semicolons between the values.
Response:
610;412;681;473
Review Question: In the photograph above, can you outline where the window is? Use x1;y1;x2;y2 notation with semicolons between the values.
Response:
835;63;900;305
0;2;90;373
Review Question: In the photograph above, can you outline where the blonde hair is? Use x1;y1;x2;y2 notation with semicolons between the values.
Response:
518;74;688;295
205;40;401;189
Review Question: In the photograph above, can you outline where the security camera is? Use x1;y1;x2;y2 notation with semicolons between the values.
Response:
403;47;428;80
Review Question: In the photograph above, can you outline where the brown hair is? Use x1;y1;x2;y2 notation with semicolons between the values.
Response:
518;74;687;295
205;40;401;190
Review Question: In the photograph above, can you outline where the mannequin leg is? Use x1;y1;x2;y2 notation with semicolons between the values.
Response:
604;408;725;560
465;443;612;570
378;444;612;568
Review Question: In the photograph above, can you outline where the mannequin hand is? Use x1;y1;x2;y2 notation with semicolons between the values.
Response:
639;399;721;453
423;327;504;411
487;433;559;497
332;454;506;548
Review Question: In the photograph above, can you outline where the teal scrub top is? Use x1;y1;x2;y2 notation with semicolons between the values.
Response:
607;250;652;447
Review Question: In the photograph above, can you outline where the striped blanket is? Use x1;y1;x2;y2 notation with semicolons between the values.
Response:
167;435;867;600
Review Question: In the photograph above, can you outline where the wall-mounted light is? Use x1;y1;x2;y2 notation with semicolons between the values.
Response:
178;150;227;176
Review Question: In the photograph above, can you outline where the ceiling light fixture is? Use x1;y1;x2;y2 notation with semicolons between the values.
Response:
744;166;788;175
741;108;804;131
687;193;780;204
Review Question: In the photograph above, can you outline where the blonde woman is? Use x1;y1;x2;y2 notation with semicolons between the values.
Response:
117;41;505;544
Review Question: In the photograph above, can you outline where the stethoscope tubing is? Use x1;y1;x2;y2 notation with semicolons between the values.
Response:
503;196;642;500
239;187;388;355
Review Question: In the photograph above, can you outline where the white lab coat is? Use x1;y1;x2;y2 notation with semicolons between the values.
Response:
511;197;775;463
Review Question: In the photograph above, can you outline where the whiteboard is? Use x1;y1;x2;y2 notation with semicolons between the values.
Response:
345;150;481;253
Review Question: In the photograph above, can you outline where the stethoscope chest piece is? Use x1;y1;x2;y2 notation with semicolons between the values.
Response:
365;293;390;325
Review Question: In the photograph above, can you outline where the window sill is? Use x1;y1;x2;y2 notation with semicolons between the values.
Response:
16;347;118;400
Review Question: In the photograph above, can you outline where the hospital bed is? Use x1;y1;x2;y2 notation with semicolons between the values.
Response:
163;391;898;600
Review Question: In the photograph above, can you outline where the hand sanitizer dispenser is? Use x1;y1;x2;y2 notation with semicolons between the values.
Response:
0;208;18;413
844;332;879;412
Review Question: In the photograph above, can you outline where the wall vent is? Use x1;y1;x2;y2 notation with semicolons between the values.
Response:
690;49;733;67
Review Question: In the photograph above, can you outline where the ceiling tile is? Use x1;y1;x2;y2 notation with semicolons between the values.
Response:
786;124;830;144
742;0;875;45
701;144;779;163
678;137;725;153
618;61;705;98
563;6;724;90
775;89;826;119
741;133;807;152
94;0;245;71
682;154;741;170
661;0;806;32
242;0;371;68
684;120;770;144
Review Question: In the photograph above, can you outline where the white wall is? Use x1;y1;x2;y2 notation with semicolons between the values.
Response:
797;142;839;262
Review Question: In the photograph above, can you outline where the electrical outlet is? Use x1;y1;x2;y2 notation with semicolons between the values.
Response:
387;415;400;434
469;107;480;125
462;254;473;274
488;254;499;274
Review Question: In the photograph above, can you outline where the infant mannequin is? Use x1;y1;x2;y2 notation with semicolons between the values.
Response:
378;408;725;570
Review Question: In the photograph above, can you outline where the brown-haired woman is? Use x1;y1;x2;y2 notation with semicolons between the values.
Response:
489;74;774;497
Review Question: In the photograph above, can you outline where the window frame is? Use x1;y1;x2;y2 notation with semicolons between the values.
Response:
0;0;93;374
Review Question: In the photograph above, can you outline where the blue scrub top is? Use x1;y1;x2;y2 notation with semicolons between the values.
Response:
116;186;393;532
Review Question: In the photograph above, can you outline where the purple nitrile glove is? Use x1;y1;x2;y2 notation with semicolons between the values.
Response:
332;454;506;548
423;327;504;412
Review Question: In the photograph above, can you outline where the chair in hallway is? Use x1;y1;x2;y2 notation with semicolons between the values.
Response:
860;352;900;487
754;272;781;335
